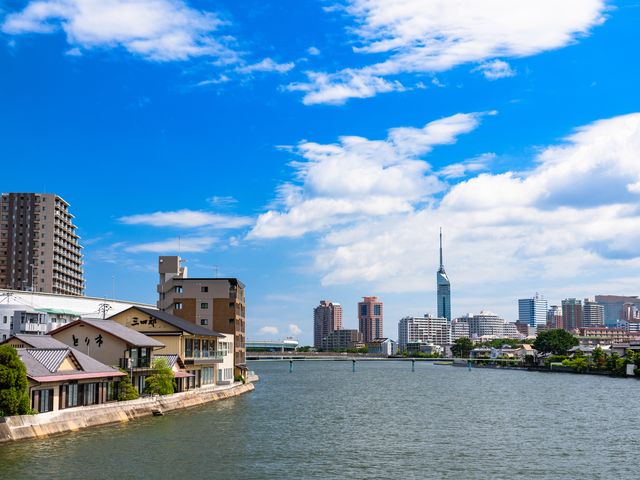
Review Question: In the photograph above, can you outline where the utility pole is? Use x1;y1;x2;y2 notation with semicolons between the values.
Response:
98;303;112;320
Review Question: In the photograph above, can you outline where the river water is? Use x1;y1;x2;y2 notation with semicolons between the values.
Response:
1;360;638;479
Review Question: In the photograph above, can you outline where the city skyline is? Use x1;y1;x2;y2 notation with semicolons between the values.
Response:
2;1;640;344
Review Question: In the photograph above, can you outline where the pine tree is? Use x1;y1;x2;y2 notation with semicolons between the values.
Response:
144;358;174;395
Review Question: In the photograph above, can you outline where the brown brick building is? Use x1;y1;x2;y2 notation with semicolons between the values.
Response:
156;256;246;376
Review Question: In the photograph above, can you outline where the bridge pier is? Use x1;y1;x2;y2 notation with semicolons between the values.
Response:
289;360;293;373
352;359;356;372
412;359;415;372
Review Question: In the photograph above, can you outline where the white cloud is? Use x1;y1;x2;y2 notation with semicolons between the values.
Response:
120;209;252;229
207;195;238;206
1;0;237;62
125;236;216;253
258;326;279;336
236;57;295;75
439;153;495;179
294;0;606;104
283;113;640;318
197;75;230;87
249;111;491;238
307;46;320;56
288;324;302;335
287;69;404;105
472;60;516;80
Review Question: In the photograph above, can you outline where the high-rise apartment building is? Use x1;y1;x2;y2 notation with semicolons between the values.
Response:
358;296;383;343
0;193;84;296
518;294;548;327
583;298;604;328
157;256;246;376
595;295;640;327
313;300;342;349
398;314;450;351
468;311;506;337
437;229;451;321
451;317;470;341
561;298;583;331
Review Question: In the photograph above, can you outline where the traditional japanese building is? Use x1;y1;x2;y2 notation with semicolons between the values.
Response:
1;334;124;413
108;306;235;389
49;318;165;393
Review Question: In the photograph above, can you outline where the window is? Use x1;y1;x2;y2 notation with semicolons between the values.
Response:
201;286;208;292
36;389;54;413
200;319;208;325
174;302;183;310
374;304;382;316
202;339;210;357
185;338;193;357
200;302;208;309
360;304;368;316
175;286;183;293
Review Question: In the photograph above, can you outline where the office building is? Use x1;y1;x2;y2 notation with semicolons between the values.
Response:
157;256;246;376
583;298;604;328
313;300;343;349
547;305;563;329
398;314;450;352
436;229;451;321
358;296;383;343
0;193;84;295
561;298;583;331
518;294;548;327
595;295;640;327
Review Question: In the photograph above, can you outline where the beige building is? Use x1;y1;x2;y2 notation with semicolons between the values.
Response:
358;296;383;343
109;306;233;389
2;334;124;413
313;300;343;349
49;318;165;393
156;256;246;377
0;193;84;295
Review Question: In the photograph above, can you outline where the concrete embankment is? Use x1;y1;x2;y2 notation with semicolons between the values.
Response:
0;379;257;443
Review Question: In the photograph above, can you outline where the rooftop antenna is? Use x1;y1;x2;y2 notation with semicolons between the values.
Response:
178;235;181;255
214;265;219;278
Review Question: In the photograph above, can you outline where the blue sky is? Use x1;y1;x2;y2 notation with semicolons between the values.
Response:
2;0;640;344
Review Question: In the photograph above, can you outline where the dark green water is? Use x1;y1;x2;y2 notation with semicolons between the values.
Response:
1;360;638;479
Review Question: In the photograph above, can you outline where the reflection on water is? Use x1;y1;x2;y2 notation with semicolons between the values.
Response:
1;361;638;479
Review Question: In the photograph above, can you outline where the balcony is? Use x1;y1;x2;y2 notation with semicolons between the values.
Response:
183;351;225;365
119;357;152;369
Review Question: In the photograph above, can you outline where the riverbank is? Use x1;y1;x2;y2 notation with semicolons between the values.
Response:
0;377;257;443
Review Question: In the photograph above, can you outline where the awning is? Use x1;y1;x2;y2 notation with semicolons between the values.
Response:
173;371;195;378
236;364;249;370
30;371;126;382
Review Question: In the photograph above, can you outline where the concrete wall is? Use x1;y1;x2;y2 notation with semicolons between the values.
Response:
0;380;256;443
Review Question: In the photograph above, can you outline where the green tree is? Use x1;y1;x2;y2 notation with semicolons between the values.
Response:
533;329;579;355
451;337;474;358
591;346;606;370
144;358;175;396
0;345;31;417
117;370;140;401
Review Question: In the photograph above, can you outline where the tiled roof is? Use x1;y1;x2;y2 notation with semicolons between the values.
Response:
130;307;225;337
154;354;178;368
11;334;69;349
51;318;164;348
28;348;70;372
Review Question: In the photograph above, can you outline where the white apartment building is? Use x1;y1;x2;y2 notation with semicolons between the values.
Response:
398;314;450;352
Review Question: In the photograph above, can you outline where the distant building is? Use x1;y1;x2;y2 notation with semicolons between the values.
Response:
156;256;246;377
518;294;547;327
314;300;343;349
595;295;640;328
246;338;299;352
436;229;451;321
398;315;450;352
577;327;640;346
366;338;397;356
547;305;563;329
468;311;505;337
451;317;470;341
562;298;583;331
0;193;84;295
583;298;605;328
358;296;383;343
321;329;361;350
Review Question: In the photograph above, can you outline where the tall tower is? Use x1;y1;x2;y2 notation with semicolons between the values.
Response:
358;296;383;343
436;229;451;321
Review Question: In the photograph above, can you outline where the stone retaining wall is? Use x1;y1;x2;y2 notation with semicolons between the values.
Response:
0;380;256;443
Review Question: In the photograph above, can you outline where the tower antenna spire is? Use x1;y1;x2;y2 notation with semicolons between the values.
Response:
439;227;444;270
